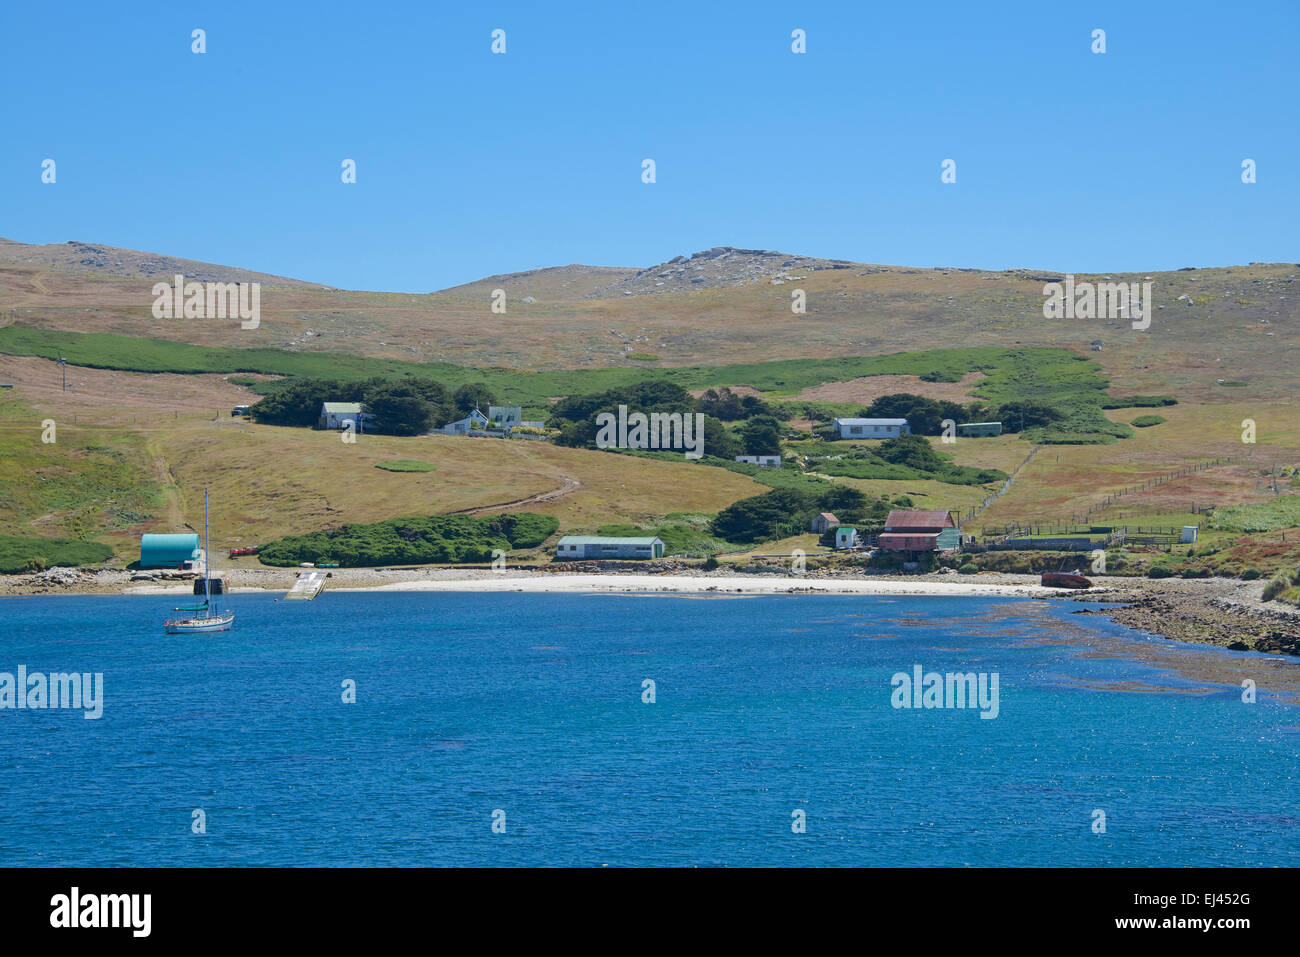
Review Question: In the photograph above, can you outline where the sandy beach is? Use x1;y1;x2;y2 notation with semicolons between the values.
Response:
331;573;1051;598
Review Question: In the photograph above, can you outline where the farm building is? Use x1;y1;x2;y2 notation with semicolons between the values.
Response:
735;454;782;468
488;405;523;428
139;533;201;569
834;526;860;549
319;402;367;430
442;408;490;434
878;510;961;552
486;405;546;432
555;536;666;560
810;512;840;534
955;422;1003;437
833;418;910;440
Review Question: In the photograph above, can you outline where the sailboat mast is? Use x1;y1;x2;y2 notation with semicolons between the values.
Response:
204;490;216;617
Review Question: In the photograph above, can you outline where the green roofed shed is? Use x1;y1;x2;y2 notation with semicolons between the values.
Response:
140;533;201;569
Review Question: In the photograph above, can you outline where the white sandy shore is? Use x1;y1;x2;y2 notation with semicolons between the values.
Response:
330;574;1054;597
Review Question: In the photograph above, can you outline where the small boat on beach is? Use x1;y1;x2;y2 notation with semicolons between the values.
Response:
164;491;235;634
1041;571;1093;589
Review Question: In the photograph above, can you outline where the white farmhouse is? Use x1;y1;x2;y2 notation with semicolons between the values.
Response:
319;402;367;430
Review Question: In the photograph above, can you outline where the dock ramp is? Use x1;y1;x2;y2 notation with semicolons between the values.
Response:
284;570;327;601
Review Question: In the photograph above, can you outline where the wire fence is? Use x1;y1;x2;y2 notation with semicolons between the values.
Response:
958;444;1044;529
1070;457;1234;524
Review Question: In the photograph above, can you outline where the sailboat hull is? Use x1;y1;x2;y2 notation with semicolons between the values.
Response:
165;613;234;635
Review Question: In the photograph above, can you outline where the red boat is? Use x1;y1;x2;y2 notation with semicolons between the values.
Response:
228;546;259;557
1041;571;1092;589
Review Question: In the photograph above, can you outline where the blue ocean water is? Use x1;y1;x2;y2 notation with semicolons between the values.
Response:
0;591;1297;867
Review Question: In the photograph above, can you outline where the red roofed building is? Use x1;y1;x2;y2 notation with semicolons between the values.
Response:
810;512;840;535
878;509;960;552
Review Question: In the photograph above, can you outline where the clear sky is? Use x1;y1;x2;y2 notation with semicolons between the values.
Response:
3;0;1296;292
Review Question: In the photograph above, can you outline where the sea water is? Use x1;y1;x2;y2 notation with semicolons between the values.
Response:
0;591;1296;866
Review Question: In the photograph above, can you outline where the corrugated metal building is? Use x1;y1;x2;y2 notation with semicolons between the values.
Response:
880;510;960;551
139;533;201;568
955;421;1003;437
555;536;666;560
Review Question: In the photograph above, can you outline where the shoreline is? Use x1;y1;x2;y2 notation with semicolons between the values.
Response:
4;564;1300;658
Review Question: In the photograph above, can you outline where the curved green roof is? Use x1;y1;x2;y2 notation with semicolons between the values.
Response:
140;533;200;568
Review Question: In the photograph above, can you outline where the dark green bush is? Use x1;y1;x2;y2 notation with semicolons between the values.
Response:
958;563;979;574
0;536;114;574
257;512;559;567
1146;565;1174;579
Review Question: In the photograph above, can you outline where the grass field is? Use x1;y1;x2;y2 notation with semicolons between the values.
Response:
0;328;1132;440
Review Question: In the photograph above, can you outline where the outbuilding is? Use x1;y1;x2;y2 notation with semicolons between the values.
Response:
955;422;1003;437
833;418;910;440
811;511;840;535
555;536;666;560
139;533;201;569
442;408;490;434
834;526;860;549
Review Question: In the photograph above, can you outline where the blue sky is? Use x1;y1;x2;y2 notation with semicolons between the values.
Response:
2;1;1296;292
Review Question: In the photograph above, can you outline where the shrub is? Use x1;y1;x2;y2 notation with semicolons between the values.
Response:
1240;568;1261;580
0;536;114;574
958;563;979;575
1131;415;1166;428
1262;573;1293;602
257;512;559;567
1147;565;1174;578
701;556;720;571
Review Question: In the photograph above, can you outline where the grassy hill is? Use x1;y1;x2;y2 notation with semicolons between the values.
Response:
0;240;1297;571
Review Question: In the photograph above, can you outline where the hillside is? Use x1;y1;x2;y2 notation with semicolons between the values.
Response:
0;238;1294;407
1;237;1297;577
0;238;328;289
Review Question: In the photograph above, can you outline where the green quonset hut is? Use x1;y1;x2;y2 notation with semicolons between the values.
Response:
955;422;1003;437
139;533;201;569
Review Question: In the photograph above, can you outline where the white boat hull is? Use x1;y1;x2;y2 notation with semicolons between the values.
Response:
165;613;234;635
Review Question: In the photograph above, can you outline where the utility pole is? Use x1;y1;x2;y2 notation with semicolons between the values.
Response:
60;357;66;391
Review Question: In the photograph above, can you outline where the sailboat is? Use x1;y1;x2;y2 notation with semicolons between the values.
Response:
164;491;235;634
